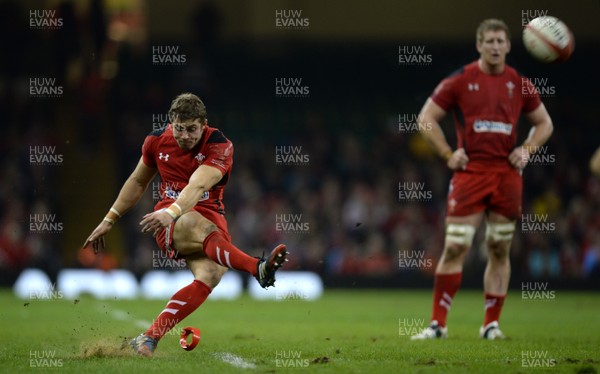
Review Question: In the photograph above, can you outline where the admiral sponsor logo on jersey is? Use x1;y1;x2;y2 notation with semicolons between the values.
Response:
275;78;310;98
473;120;513;135
29;10;63;29
398;45;432;66
29;78;63;97
275;10;310;29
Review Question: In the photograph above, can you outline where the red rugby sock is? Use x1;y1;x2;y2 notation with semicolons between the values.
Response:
431;272;462;327
483;293;506;326
146;280;211;340
202;231;258;275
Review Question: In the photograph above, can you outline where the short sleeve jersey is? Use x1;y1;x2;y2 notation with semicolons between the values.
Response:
431;61;542;171
142;124;233;214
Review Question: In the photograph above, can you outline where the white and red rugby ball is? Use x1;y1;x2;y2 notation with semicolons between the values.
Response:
523;16;574;63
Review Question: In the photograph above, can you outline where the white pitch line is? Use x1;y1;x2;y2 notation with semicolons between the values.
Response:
102;305;152;329
212;352;256;369
103;304;255;368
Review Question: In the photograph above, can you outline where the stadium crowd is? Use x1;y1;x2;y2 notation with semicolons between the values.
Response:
1;0;599;286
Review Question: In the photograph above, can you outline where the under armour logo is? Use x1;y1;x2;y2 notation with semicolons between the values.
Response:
468;83;479;91
159;152;170;161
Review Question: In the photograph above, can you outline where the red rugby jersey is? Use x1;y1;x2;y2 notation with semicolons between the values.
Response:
431;61;542;171
142;124;233;214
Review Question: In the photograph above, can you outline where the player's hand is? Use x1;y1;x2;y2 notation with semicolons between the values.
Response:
140;210;173;236
447;148;469;170
83;221;113;254
508;146;529;171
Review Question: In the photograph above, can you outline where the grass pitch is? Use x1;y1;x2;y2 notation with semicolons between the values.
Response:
0;288;598;373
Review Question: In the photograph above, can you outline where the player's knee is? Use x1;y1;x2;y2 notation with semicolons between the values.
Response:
443;223;476;261
443;242;469;262
487;240;510;261
485;222;515;261
197;261;227;288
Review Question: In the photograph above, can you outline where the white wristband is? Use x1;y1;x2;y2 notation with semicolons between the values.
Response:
110;207;122;218
165;207;179;219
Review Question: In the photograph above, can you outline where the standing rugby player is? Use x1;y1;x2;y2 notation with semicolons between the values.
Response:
411;19;553;340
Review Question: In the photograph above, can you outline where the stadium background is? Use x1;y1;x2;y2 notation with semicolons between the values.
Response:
1;0;599;292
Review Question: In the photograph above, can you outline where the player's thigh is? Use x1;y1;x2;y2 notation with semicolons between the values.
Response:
446;170;494;217
185;252;227;288
172;211;217;256
489;169;522;221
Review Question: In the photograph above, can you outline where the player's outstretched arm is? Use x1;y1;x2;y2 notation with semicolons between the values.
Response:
508;103;553;170
83;157;157;252
139;165;223;234
418;98;469;170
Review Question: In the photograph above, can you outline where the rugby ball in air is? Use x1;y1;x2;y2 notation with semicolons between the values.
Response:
523;16;574;63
